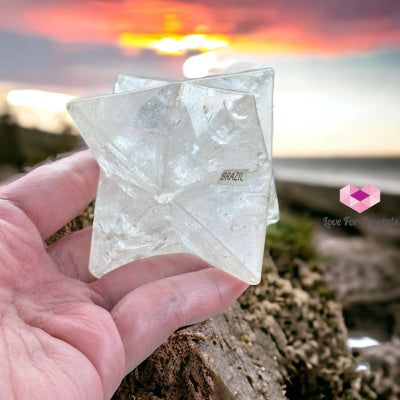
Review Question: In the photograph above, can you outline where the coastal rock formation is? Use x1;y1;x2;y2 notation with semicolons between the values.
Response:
48;202;399;400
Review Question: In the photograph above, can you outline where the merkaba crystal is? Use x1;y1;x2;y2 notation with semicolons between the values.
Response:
67;69;279;284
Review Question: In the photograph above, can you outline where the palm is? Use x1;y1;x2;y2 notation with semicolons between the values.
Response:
1;208;124;400
0;152;247;400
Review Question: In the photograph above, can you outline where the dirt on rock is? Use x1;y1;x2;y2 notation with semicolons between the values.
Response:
49;204;400;400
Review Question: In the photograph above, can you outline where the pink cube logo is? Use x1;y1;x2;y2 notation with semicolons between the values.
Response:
340;184;380;213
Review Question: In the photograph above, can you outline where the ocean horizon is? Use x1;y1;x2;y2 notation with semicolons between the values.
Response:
273;157;400;195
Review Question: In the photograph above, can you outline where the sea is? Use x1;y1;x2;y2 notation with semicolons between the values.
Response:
273;157;400;195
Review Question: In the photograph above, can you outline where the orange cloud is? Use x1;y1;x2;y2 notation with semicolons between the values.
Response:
229;19;400;55
12;2;220;42
1;0;400;56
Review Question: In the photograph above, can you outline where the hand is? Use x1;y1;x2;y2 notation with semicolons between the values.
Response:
0;151;248;400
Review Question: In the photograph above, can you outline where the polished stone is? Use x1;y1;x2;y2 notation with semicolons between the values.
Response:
67;69;278;284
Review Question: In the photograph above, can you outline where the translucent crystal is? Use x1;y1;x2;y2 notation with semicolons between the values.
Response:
67;69;278;284
114;69;279;225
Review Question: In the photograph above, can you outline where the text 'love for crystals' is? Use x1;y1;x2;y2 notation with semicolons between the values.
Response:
217;169;249;186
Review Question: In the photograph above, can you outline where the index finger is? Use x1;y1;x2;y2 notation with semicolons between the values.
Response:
111;267;248;375
0;150;99;239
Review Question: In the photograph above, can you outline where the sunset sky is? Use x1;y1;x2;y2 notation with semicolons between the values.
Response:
1;0;399;156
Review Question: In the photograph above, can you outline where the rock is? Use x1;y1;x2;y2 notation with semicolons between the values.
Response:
275;180;400;241
314;227;400;343
0;113;84;166
315;230;400;305
111;255;368;400
0;164;19;184
356;338;400;386
114;302;285;400
47;202;396;400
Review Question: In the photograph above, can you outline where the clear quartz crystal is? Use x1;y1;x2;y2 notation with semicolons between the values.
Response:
67;69;278;284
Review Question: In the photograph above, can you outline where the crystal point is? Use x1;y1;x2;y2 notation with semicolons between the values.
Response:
67;69;278;284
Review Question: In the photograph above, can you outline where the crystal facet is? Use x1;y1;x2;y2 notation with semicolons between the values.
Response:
67;69;278;284
115;69;279;225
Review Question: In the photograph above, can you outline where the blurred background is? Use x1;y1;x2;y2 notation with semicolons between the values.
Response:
1;0;400;391
1;0;400;165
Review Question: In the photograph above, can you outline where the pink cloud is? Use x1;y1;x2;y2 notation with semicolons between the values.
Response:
0;0;399;55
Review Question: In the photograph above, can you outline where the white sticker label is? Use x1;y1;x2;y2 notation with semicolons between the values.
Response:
217;169;248;186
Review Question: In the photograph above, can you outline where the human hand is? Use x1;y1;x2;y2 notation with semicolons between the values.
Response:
0;151;248;400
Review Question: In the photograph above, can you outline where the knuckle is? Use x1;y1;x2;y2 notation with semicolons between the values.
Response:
68;161;94;202
157;279;187;329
